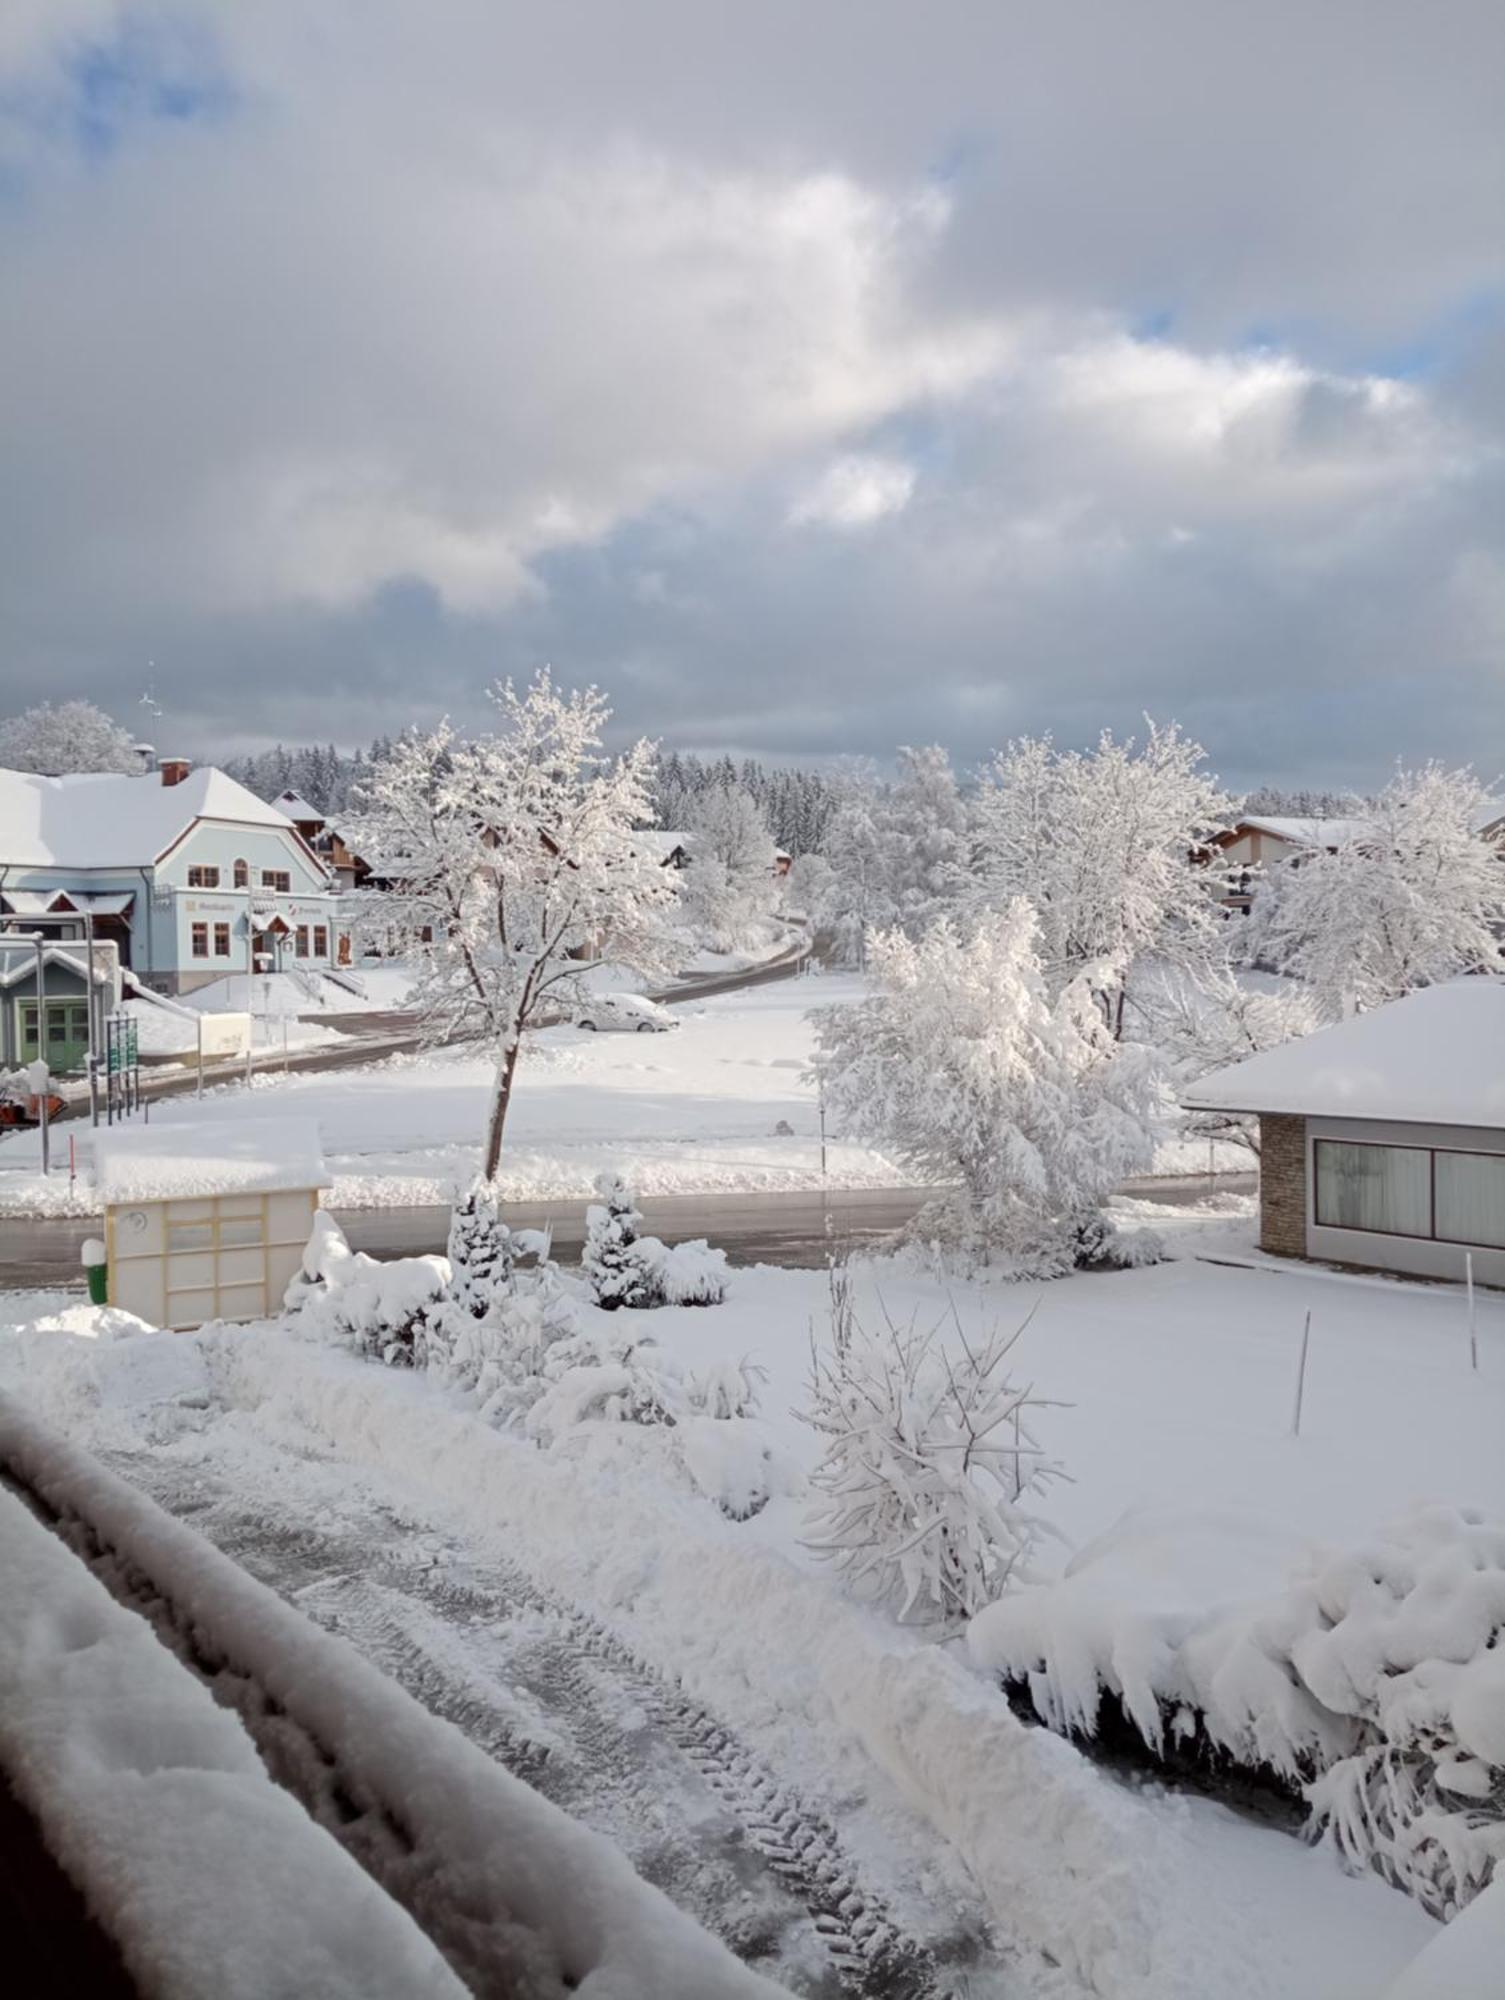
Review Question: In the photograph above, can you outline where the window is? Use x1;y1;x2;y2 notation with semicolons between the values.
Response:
1435;1151;1505;1252
191;922;209;959
261;869;291;893
213;923;231;956
313;925;328;958
1314;1138;1505;1250
295;925;309;959
187;865;220;888
1314;1141;1431;1238
233;859;249;889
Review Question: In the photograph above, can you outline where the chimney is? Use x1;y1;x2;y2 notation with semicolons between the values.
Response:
158;756;191;788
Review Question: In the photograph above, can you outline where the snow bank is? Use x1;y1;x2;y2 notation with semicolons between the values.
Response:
194;1327;1431;1998
0;1393;782;1999
1382;1877;1505;1999
0;1483;463;2000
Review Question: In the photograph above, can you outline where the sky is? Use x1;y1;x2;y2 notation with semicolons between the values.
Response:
1;2;1501;790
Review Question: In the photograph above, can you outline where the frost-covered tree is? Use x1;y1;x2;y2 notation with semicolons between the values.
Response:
800;1287;1063;1622
971;722;1234;1027
582;1173;656;1310
679;783;778;950
0;698;143;775
1245;764;1505;1013
1137;963;1322;1156
813;901;1162;1268
874;745;970;937
344;675;682;1179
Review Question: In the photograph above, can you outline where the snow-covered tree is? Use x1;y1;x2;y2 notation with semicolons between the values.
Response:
797;774;886;965
444;1183;514;1317
812;901;1162;1268
343;675;682;1179
1245;763;1505;1013
1136;963;1322;1156
679;783;778;950
800;1286;1064;1622
970;722;1234;1027
582;1173;656;1310
0;698;143;775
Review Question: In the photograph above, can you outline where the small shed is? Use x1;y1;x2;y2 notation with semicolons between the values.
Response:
96;1117;329;1330
1183;981;1505;1286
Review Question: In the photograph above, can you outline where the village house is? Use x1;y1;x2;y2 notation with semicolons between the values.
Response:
0;759;349;997
271;789;367;896
1205;804;1505;915
1183;979;1505;1286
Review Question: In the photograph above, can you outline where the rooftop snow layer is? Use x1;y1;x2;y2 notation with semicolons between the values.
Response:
0;766;303;870
1183;979;1505;1125
1237;802;1505;849
94;1117;329;1203
273;788;325;823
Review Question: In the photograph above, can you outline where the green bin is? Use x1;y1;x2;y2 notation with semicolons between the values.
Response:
82;1238;108;1306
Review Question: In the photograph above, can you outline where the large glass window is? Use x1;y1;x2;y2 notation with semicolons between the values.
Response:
1435;1152;1505;1251
1314;1140;1432;1238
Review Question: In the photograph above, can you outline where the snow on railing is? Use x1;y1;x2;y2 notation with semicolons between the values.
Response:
0;1394;779;2000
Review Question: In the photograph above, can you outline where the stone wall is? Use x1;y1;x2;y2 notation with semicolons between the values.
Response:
1259;1113;1307;1258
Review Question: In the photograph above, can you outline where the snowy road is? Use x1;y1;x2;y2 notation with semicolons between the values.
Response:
97;1417;1043;2000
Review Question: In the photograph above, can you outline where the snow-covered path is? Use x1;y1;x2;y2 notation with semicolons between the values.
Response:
99;1417;1053;2000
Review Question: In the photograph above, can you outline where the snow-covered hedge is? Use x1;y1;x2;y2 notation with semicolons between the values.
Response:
284;1210;448;1365
969;1504;1505;1917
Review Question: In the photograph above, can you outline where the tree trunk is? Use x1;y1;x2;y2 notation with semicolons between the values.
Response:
482;1034;522;1183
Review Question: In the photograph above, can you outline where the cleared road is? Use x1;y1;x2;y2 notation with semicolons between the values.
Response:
0;1176;1255;1289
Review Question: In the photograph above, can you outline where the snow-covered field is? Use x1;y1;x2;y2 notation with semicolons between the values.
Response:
5;1223;1498;1995
0;970;1244;1215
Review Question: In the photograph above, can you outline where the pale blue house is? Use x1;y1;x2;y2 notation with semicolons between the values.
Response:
0;759;347;999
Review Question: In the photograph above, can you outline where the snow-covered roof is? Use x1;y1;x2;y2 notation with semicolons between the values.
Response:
273;788;325;824
1236;815;1369;848
635;830;691;863
1183;980;1505;1127
0;942;115;988
0;767;301;870
95;1117;329;1204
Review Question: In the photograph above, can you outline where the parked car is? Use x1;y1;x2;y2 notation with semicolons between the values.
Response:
573;992;679;1034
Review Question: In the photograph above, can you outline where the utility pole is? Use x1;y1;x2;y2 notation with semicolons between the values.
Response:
30;930;50;1176
84;907;100;1127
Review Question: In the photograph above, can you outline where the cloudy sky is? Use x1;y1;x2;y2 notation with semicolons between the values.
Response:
2;2;1501;787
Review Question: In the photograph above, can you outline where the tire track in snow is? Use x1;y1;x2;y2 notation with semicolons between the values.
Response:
103;1446;975;1999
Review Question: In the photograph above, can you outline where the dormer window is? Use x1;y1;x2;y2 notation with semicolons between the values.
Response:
233;859;249;889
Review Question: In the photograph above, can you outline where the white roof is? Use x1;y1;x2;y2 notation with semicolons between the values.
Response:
0;942;115;988
1183;980;1505;1127
1237;815;1369;848
95;1117;329;1203
0;766;301;870
635;830;690;863
274;789;325;823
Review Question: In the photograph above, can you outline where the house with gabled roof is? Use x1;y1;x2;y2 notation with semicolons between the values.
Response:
1184;979;1505;1285
0;758;348;996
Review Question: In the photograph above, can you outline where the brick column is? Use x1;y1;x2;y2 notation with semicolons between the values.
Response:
1259;1113;1307;1257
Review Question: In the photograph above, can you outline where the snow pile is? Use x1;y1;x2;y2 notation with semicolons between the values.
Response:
801;1274;1064;1622
582;1172;729;1309
0;1482;464;2000
0;1395;782;1999
969;1503;1505;1915
285;1209;449;1365
1382;1876;1505;2000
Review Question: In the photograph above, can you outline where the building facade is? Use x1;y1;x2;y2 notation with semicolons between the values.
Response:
0;762;349;996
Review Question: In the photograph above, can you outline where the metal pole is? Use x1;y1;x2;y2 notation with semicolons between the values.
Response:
1291;1309;1312;1437
33;932;49;1176
1467;1252;1478;1373
85;908;100;1128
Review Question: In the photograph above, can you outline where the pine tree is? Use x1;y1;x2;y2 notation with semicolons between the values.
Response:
582;1173;657;1309
446;1183;514;1317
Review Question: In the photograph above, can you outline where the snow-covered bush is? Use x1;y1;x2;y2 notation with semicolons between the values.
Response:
685;1354;766;1421
813;900;1163;1272
970;1504;1505;1918
582;1174;729;1308
283;1212;448;1366
525;1326;688;1442
800;1285;1064;1624
679;1415;800;1521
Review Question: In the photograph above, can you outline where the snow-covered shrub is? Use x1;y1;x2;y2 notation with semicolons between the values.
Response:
525;1327;688;1442
679;1414;800;1521
685;1354;766;1420
444;1183;514;1318
582;1174;658;1309
582;1173;730;1308
283;1213;448;1365
970;1504;1505;1918
799;1285;1064;1623
813;900;1163;1272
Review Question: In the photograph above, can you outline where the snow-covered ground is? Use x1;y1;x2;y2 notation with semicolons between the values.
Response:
5;1222;1497;1995
0;970;1243;1215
